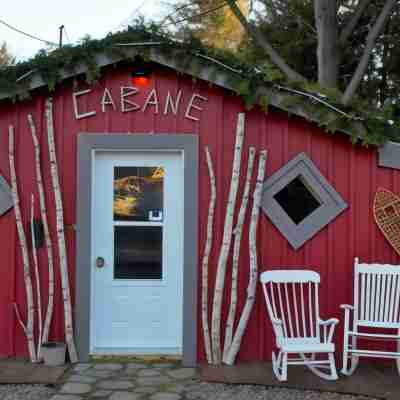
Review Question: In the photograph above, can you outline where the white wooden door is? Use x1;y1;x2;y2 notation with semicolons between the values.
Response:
91;151;184;354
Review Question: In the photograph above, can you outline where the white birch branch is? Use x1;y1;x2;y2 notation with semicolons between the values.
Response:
28;113;55;347
202;146;216;364
211;113;246;364
9;125;37;363
45;98;78;363
223;147;256;361
13;303;27;335
224;150;268;365
30;194;43;360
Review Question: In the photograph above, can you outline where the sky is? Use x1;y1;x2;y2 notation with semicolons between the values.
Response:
1;0;167;61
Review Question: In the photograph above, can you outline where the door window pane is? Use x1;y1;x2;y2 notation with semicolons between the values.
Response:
113;166;164;221
114;226;162;280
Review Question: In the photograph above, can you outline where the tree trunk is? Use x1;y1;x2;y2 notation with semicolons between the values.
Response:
224;150;267;365
9;125;37;363
314;0;339;88
28;114;55;348
45;98;78;363
202;146;216;364
341;0;397;105
223;146;256;361
226;0;306;82
211;113;246;364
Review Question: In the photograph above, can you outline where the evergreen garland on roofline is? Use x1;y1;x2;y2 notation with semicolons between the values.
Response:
0;20;399;146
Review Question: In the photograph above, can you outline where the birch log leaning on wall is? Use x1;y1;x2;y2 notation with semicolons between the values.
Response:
224;150;268;365
211;113;246;364
223;146;256;361
9;125;37;363
202;146;216;364
30;194;43;359
28;113;55;349
45;98;78;363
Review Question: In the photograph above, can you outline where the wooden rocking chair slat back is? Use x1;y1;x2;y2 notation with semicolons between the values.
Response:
355;261;400;327
261;270;320;340
261;269;338;381
341;258;400;376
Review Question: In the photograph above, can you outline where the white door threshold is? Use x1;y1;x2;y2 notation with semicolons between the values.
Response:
91;347;182;356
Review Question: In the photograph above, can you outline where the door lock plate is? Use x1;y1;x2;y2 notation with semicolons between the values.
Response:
96;257;105;268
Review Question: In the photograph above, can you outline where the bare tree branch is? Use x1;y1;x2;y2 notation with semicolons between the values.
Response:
227;0;306;82
262;0;279;20
341;0;397;105
314;0;339;88
339;0;371;44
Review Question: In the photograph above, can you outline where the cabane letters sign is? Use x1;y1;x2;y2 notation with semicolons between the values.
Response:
72;87;208;122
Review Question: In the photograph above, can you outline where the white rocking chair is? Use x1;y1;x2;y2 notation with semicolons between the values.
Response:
341;257;400;376
260;270;339;381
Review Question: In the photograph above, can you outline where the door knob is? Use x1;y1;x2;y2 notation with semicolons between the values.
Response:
96;257;105;268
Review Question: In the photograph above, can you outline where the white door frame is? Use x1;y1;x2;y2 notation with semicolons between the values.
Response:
75;134;198;366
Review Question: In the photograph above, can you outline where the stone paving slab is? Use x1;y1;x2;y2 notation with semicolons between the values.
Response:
91;390;112;397
109;391;141;400
94;364;124;371
51;395;83;400
68;374;98;383
150;393;181;400
136;376;172;386
166;369;196;380
83;370;117;378
137;369;161;377
97;380;136;390
60;382;92;394
52;361;199;400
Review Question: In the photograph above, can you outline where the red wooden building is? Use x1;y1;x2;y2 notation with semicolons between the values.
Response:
0;38;399;366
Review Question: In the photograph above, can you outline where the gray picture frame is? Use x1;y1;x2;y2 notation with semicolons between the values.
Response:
261;152;348;250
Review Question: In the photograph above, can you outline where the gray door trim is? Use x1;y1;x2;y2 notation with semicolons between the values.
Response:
76;133;198;366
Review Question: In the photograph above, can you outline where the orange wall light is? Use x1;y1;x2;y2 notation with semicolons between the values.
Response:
132;76;150;86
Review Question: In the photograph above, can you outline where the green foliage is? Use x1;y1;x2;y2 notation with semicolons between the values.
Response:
259;93;270;113
0;20;398;146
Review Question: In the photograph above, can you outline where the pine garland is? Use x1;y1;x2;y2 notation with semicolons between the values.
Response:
0;21;398;146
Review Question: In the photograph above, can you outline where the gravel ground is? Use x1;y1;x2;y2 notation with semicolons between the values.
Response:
0;382;378;400
185;383;378;400
0;384;56;400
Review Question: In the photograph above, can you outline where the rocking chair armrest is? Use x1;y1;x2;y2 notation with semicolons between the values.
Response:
318;318;339;343
340;304;354;311
271;317;283;326
318;318;339;326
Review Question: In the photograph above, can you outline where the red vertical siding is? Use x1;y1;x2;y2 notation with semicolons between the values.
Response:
0;64;399;362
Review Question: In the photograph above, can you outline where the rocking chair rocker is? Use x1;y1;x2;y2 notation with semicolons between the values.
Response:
341;258;400;376
260;270;339;381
